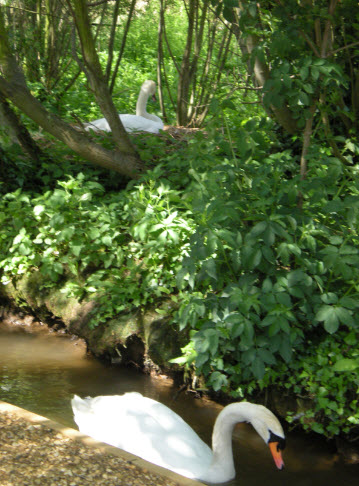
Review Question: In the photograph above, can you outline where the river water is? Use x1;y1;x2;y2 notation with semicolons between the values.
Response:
0;321;358;486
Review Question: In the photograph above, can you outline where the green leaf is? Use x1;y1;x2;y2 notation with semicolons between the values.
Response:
311;66;320;81
329;235;343;245
203;259;217;280
262;278;272;293
340;296;359;309
195;328;219;356
195;352;209;368
242;246;262;269
298;92;309;105
268;321;281;336
176;267;189;289
263;225;275;245
299;66;309;80
102;235;112;246
53;262;64;275
250;221;267;237
321;293;339;304
18;243;31;255
252;357;265;379
33;205;45;217
316;304;334;322
258;348;276;365
279;336;292;362
70;243;83;257
210;371;228;391
333;359;359;372
335;306;354;327
89;228;101;239
316;305;340;333
276;292;291;307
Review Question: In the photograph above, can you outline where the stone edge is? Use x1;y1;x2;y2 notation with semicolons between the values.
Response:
0;400;204;486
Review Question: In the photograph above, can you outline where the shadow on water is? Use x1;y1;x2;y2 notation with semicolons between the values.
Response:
0;321;358;486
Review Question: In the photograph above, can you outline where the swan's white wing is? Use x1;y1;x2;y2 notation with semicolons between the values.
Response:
72;393;212;479
84;115;163;134
84;117;111;132
120;114;163;134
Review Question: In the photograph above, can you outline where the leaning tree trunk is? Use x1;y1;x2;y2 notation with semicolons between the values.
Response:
66;0;136;153
0;93;43;162
0;6;143;178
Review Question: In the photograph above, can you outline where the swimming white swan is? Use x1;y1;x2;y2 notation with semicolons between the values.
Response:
71;392;285;483
84;80;164;134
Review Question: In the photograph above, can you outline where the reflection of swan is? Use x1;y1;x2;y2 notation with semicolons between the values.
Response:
71;392;285;483
84;80;164;134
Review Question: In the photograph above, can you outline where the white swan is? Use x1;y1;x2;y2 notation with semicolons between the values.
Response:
71;392;285;483
84;80;164;134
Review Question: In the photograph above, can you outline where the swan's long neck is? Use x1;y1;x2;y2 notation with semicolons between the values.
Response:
136;89;152;119
208;403;247;480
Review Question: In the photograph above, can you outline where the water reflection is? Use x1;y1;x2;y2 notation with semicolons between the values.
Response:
0;322;358;485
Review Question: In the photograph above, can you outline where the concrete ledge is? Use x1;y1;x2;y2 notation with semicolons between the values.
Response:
0;400;204;486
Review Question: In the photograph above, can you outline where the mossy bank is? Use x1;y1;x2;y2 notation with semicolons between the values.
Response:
0;270;187;374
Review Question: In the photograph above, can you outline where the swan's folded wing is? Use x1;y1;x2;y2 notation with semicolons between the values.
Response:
119;114;163;133
72;393;212;479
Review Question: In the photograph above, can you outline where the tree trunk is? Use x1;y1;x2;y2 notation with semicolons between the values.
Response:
177;0;196;126
0;6;143;178
0;93;43;162
109;0;137;94
0;77;142;177
157;0;168;122
106;0;121;83
67;0;136;153
241;33;298;135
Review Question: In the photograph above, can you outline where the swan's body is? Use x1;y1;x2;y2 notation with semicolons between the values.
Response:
84;80;164;134
71;392;285;483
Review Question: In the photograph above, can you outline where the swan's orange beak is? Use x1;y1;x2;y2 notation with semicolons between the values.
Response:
269;442;285;470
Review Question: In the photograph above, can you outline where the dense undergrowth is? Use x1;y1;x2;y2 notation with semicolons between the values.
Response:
1;115;359;442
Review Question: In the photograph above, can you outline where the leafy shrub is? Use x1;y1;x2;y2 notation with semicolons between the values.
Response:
170;118;359;405
280;329;359;438
0;170;193;328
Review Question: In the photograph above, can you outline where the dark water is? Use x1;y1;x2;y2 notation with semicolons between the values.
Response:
0;322;358;486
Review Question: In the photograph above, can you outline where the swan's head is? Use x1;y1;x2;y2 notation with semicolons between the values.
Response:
249;404;286;470
141;80;157;100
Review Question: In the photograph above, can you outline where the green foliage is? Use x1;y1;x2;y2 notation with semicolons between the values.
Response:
0;170;193;327
165;117;359;440
282;330;359;438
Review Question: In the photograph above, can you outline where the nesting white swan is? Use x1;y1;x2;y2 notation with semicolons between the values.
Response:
71;392;285;483
84;80;164;134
